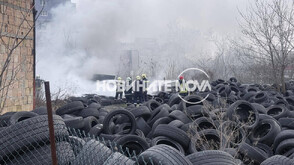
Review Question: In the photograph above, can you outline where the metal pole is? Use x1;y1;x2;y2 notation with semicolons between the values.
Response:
32;0;36;109
44;81;58;165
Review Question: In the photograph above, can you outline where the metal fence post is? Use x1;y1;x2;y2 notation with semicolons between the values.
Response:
44;81;58;165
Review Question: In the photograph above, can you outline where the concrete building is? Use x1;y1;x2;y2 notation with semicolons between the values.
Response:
0;0;35;113
119;38;159;79
35;0;75;27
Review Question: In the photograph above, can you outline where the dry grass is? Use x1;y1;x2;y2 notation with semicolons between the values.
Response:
186;97;256;163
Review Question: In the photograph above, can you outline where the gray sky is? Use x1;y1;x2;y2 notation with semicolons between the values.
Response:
72;0;248;38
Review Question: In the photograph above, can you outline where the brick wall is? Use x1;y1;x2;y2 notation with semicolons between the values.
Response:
0;0;34;113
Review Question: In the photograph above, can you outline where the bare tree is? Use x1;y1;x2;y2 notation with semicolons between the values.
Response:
164;59;177;80
236;0;294;93
36;86;72;110
0;1;44;113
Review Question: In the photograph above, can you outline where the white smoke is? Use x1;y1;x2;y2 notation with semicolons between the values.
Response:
36;0;248;96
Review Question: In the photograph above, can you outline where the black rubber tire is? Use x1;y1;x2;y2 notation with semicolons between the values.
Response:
88;102;101;110
226;100;259;129
82;116;99;133
72;139;112;165
284;148;294;158
68;136;86;156
256;143;273;158
186;150;237;165
155;103;172;112
55;141;76;165
151;136;185;155
113;135;149;156
136;117;151;136
103;109;136;135
260;114;281;127
9;111;39;125
69;96;88;103
230;77;238;82
0;115;68;162
99;109;109;117
64;116;85;129
135;129;145;138
217;85;232;97
32;106;48;115
242;91;256;101
147;106;169;127
275;99;289;107
194;129;225;151
79;107;100;118
115;115;131;126
185;141;197;155
56;101;84;115
0;114;13;127
275;138;294;155
89;124;103;137
153;124;190;149
252;103;267;114
250;119;281;146
261;155;294;165
100;133;121;142
191;117;218;132
129;105;151;120
103;152;135;165
171;104;179;110
6;142;75;165
245;86;258;93
278;118;294;129
223;148;238;157
154;97;164;103
289;152;294;159
180;95;205;112
266;105;290;120
62;114;77;119
168;94;182;107
286;97;294;106
186;105;211;120
115;123;132;134
238;142;268;164
100;98;113;106
273;130;294;150
169;110;191;124
147;117;173;138
253;92;268;103
230;86;240;94
143;99;161;111
168;120;184;128
138;144;192;165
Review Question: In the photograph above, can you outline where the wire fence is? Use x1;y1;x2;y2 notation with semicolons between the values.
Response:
0;115;141;165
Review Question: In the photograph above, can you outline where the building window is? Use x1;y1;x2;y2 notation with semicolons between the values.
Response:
40;0;45;6
41;11;48;16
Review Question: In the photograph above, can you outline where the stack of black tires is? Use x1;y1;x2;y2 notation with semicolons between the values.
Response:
52;78;294;164
1;78;294;164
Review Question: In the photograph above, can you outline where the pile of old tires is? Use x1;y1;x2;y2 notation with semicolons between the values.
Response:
0;114;75;164
0;110;138;165
1;78;294;164
50;78;294;164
